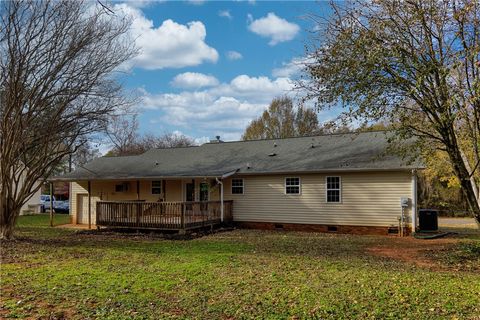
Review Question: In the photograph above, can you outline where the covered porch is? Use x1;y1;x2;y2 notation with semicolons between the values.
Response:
68;175;236;232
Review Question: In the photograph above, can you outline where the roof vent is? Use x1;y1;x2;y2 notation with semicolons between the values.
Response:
155;161;159;166
273;142;277;147
340;161;350;167
268;152;277;157
209;135;223;143
310;142;315;148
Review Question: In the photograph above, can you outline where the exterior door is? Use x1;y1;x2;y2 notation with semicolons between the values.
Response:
185;182;195;211
185;182;195;202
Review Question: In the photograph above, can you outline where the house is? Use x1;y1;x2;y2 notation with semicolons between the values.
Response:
52;131;422;235
20;187;42;215
16;165;42;215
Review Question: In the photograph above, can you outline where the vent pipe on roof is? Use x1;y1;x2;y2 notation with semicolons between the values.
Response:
209;135;223;143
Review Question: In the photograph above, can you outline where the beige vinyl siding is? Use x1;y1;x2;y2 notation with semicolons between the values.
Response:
224;171;413;228
70;182;87;223
70;172;412;227
20;187;42;215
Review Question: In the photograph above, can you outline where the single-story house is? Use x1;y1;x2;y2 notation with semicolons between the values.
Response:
53;131;422;235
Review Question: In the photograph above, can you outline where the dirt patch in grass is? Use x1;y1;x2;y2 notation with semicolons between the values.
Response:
366;237;460;270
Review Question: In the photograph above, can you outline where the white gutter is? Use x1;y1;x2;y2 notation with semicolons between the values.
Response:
215;169;239;223
411;169;417;233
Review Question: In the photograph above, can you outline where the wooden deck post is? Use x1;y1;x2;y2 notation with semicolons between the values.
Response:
180;202;185;232
49;182;54;227
88;181;91;230
136;202;141;226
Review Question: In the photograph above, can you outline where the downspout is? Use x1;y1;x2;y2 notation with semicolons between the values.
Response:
411;169;417;234
216;177;224;223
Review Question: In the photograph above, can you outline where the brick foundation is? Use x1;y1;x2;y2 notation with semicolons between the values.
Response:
235;221;412;236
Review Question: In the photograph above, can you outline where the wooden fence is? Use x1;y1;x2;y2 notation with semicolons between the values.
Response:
96;200;233;230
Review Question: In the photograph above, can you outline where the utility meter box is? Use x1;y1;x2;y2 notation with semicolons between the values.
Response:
400;197;409;208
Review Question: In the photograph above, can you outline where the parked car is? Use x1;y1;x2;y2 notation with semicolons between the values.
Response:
40;195;69;213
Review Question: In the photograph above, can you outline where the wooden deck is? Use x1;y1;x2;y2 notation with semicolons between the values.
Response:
96;200;233;231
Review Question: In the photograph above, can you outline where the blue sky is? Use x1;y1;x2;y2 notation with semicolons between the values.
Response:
113;0;335;143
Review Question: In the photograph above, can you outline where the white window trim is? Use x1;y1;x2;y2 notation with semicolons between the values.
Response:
231;178;244;195
325;176;342;203
285;177;301;195
151;180;162;195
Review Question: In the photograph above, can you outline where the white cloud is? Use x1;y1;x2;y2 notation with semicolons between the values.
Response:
140;74;296;140
115;4;218;70
120;0;157;8
187;0;205;5
248;12;300;45
171;72;219;89
212;75;293;101
272;57;308;78
218;10;232;20
226;50;243;60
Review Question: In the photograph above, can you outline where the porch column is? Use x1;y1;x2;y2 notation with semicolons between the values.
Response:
136;180;140;200
88;181;91;230
220;180;224;222
49;182;54;227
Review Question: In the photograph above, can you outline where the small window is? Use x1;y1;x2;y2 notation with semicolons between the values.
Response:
326;176;341;203
231;178;244;194
151;181;162;194
285;177;300;194
115;182;129;193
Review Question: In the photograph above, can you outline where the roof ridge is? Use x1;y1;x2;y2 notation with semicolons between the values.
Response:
203;129;390;145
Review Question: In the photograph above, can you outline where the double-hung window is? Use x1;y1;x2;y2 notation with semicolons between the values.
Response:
151;181;162;194
285;177;300;194
231;178;244;194
326;176;341;203
115;182;129;192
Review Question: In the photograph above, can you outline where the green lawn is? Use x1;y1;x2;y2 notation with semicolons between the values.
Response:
1;215;479;319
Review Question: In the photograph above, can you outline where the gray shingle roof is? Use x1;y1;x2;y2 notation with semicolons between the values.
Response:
53;131;422;181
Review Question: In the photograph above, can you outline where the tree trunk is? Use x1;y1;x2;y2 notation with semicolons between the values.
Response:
448;146;480;224
0;201;18;240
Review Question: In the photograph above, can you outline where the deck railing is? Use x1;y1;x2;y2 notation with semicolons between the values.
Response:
96;200;233;230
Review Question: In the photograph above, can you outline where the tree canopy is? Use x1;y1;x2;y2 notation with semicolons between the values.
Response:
105;113;195;156
242;96;320;140
300;0;480;223
0;0;136;239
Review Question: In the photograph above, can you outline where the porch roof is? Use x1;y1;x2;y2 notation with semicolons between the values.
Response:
52;131;423;181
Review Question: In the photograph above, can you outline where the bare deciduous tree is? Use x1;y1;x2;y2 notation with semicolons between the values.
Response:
300;0;480;223
0;0;136;239
105;113;140;156
242;96;320;140
105;112;196;156
141;132;196;150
